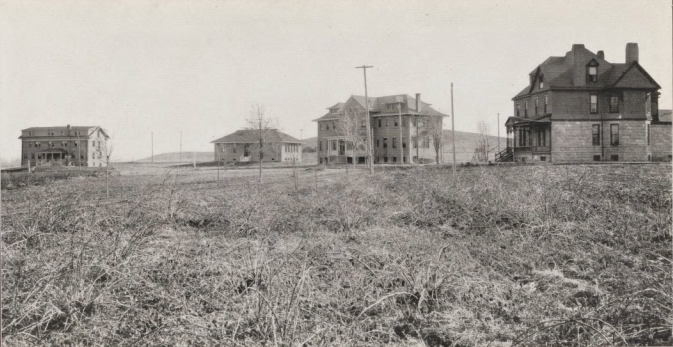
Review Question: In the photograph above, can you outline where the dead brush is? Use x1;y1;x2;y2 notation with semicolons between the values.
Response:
1;186;162;343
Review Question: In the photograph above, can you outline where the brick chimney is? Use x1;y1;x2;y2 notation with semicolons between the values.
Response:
597;50;604;60
415;93;421;113
626;43;638;64
67;124;71;129
571;44;586;86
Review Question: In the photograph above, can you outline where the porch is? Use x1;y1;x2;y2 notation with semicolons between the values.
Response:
497;117;552;162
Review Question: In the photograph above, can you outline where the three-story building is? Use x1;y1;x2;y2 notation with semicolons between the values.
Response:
315;94;447;164
501;43;670;163
19;125;109;167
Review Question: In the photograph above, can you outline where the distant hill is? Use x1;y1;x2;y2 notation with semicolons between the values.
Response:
440;129;506;163
137;151;214;163
302;130;507;163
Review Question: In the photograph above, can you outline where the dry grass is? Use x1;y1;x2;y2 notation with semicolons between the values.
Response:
1;163;671;346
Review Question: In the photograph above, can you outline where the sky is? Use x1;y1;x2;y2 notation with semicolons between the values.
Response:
1;0;671;162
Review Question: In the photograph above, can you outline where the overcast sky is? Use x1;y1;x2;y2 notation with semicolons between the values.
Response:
1;0;671;162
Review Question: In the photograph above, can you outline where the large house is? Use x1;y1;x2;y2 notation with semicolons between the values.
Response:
499;43;671;163
314;94;447;164
19;125;109;167
211;129;302;164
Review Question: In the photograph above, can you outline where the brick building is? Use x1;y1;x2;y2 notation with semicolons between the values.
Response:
19;125;109;167
211;129;302;164
314;94;447;164
499;43;670;163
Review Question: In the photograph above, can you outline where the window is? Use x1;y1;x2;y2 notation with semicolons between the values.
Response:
331;140;337;151
392;157;397;163
610;124;619;145
516;104;520;117
394;119;398;126
49;141;54;148
62;141;68;147
402;138;407;148
383;138;388;148
535;98;539;115
244;144;251;156
537;130;546;147
413;118;417;127
544;95;548;114
587;66;597;82
593;155;601;161
386;103;399;111
378;119;381;127
74;141;78;147
28;142;32;147
386;119;389;127
384;157;388;163
611;154;619;161
524;102;528;117
320;123;324;131
540;156;546;162
233;145;237;153
326;122;330;130
376;139;380;148
392;138;397;148
590;94;598;113
539;75;544;89
402;119;408;127
592;125;600;146
647;124;651;145
609;95;619;113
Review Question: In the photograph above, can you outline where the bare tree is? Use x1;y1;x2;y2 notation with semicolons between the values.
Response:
413;115;444;164
245;104;278;183
473;120;491;163
336;106;368;172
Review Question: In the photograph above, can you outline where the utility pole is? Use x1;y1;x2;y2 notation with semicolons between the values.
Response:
398;102;403;164
497;113;500;156
356;65;374;174
180;131;182;162
151;132;154;164
451;83;456;176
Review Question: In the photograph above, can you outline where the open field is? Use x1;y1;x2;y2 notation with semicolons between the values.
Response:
1;163;671;346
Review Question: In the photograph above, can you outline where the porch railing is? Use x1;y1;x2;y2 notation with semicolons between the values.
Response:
495;147;513;162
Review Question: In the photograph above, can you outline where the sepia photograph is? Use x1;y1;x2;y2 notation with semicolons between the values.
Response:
1;0;671;345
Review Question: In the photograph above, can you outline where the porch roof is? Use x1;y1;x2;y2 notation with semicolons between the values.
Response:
505;116;551;127
36;148;69;153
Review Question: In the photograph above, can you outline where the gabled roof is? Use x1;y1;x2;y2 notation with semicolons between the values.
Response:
315;94;448;121
19;126;109;139
513;44;661;100
211;129;301;144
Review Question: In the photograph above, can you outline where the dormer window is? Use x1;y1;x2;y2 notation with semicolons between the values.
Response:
386;103;401;111
587;59;599;82
330;108;338;114
539;75;544;89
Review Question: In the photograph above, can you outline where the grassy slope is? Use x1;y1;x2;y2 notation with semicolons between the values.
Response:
1;164;671;346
